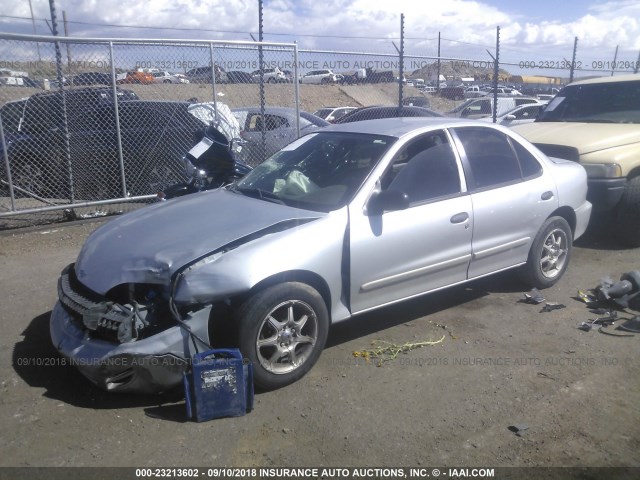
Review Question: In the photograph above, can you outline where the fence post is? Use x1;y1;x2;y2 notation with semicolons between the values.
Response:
48;0;75;203
398;13;405;111
492;26;500;124
258;0;266;163
0;110;16;211
209;44;219;125
293;43;301;138
436;32;441;94
109;42;127;198
611;45;619;76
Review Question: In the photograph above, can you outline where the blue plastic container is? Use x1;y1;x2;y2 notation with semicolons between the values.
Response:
183;349;254;422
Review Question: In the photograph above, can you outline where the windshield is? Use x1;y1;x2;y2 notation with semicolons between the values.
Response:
234;131;395;212
537;80;640;124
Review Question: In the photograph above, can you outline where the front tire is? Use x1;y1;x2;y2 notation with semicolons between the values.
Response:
520;216;572;289
236;282;329;390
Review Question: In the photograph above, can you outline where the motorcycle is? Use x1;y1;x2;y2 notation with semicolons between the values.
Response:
157;125;252;200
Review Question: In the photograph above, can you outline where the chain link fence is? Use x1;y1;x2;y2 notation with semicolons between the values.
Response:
1;30;638;229
0;34;298;227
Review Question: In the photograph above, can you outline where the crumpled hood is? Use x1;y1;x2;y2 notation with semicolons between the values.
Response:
513;122;640;155
75;189;320;294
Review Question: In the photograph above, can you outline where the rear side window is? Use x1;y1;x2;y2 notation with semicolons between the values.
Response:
511;139;542;178
246;113;289;131
454;127;522;189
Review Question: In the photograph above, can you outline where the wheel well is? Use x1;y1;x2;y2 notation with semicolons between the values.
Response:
248;271;332;316
628;167;640;180
549;206;576;236
208;270;333;347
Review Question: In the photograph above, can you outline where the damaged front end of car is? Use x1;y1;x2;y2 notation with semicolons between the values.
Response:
51;263;213;393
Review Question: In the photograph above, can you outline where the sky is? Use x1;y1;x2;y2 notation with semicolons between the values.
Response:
1;0;639;76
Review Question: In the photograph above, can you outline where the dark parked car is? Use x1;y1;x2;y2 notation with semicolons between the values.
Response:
70;72;112;86
439;86;465;100
232;107;329;166
1;88;205;201
227;71;253;84
185;65;228;84
402;96;431;108
0;98;27;134
335;105;442;124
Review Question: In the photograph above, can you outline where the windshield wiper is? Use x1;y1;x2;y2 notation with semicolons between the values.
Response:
235;187;286;205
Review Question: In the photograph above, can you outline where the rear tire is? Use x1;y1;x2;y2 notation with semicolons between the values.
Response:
236;282;329;390
614;176;640;248
520;216;572;289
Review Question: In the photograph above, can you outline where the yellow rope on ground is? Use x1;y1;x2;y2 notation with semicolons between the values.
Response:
352;335;446;366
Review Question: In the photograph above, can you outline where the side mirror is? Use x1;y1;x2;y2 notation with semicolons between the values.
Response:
505;114;516;120
367;190;410;215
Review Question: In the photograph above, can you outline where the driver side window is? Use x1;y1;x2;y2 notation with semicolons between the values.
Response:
382;131;461;205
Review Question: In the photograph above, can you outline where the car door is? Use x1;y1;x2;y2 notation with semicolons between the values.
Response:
349;130;473;314
450;126;557;279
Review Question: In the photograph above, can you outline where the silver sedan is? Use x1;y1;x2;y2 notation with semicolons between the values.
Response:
50;118;592;393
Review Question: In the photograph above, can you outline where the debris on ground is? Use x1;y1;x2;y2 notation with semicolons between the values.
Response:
521;288;545;304
598;326;635;338
618;316;640;333
577;270;640;312
508;424;530;437
578;312;637;337
540;302;566;313
520;289;566;313
575;270;640;337
353;336;446;366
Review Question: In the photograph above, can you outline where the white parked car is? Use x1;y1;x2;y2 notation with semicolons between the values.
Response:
251;68;286;83
300;69;338;84
150;70;189;84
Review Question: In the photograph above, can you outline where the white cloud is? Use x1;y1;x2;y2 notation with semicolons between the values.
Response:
2;0;639;69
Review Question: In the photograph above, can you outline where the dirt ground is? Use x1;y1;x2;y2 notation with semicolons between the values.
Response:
0;215;639;475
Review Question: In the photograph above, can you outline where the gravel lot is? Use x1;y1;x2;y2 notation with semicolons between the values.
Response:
0;214;639;474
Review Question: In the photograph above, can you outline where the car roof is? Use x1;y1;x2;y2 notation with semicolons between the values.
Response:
336;105;442;123
232;106;330;126
323;117;498;138
569;74;640;86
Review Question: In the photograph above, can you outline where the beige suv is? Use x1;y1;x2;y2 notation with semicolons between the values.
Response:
514;74;640;246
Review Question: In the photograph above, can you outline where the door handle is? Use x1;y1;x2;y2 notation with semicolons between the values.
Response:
541;191;554;201
450;212;469;224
